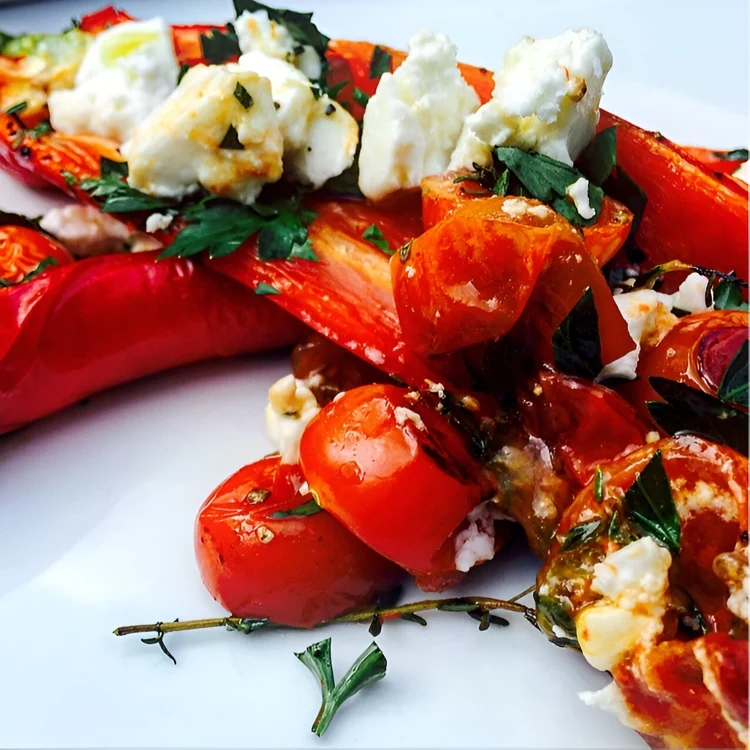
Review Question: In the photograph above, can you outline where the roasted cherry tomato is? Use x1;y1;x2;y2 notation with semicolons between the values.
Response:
392;196;584;355
300;384;502;590
0;224;73;283
420;173;633;267
621;310;749;419
195;456;403;628
519;371;649;487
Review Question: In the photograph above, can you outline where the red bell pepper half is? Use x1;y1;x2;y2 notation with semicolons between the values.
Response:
0;251;304;435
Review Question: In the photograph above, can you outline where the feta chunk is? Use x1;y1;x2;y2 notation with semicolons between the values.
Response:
48;18;179;143
671;271;712;313
144;213;174;233
450;29;612;170
566;177;595;219
734;161;749;183
123;65;284;205
579;681;644;731
238;51;358;188
265;374;321;464
235;9;322;80
454;501;502;572
358;30;480;201
575;537;672;671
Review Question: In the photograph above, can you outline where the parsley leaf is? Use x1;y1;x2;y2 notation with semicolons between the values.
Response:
219;124;244;150
296;638;387;737
713;278;749;311
552;287;603;379
535;594;577;647
622;450;680;554
647;377;748;455
0;256;58;288
81;158;173;214
714;148;748;161
718;340;748;408
352;87;370;107
234;81;253;109
61;170;78;186
369;45;391;78
577;126;617;186
254;282;281;295
362;224;391;254
326;80;349;100
559;519;604;551
594;467;605;503
200;24;241;64
5;100;27;117
270;499;322;517
27;120;51;139
177;62;190;85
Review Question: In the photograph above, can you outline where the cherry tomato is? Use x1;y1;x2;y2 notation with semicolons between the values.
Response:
420;173;633;266
195;456;403;628
391;196;584;355
621;310;749;422
300;384;499;589
0;224;73;284
519;371;649;487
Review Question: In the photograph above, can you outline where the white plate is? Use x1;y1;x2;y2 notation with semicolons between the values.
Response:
0;2;747;747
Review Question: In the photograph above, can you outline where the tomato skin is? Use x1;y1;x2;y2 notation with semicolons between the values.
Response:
621;310;749;423
195;456;403;628
519;371;649;487
0;225;73;283
78;6;135;33
681;146;747;175
300;384;494;580
391;196;584;355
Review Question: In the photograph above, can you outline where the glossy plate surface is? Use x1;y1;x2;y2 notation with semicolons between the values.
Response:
0;1;747;747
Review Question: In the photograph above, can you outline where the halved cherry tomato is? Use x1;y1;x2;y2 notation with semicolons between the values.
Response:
0;224;73;283
392;196;584;355
195;455;403;629
621;310;749;422
300;383;498;589
518;370;649;487
420;173;633;267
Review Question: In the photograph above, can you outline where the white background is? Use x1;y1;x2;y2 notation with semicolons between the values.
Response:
0;1;747;747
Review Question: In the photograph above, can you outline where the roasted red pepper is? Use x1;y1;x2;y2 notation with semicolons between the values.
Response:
681;146;747;175
0;251;304;435
0;223;74;282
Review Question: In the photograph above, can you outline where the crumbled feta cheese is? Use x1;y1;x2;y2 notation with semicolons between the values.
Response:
714;544;749;622
393;406;426;431
145;212;174;233
526;203;553;219
265;374;321;464
39;204;161;256
123;64;283;205
454;501;502;572
673;478;739;522
450;29;612;170
238;51;358;188
645;431;660;443
358;30;480;200
734;161;749;183
575;537;671;671
235;9;322;80
500;197;530;218
425;380;446;398
48;18;179;143
671;272;712;313
579;681;644;731
566;177;595;219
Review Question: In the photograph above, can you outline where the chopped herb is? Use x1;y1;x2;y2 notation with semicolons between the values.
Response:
5;101;27;117
200;25;241;64
0;256;58;289
535;594;578;647
11;129;25;150
714;148;748;162
362;224;391;254
270;499;322;517
309;83;323;100
552;287;603;379
647;377;748;455
602;164;647;251
594;467;605;503
493;169;510;196
81;158;171;214
717;340;748;408
100;157;128;179
369;45;391;78
352;87;370;107
324;102;335;116
219;125;244;150
27;121;51;139
254;282;281;296
177;62;190;85
559;519;604;551
607;508;639;546
324;162;363;197
61;170;78;186
295;637;387;737
713;278;750;311
326;80;349;100
245;488;271;503
622;450;681;555
398;239;412;262
576;126;617;186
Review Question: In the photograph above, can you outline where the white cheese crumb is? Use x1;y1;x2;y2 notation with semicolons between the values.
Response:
265;374;321;464
671;272;713;313
734;161;749;183
454;501;502;572
393;406;426;431
500;197;529;218
425;380;446;398
579;681;644;731
645;431;660;444
145;212;174;233
566;176;595;219
526;203;553;219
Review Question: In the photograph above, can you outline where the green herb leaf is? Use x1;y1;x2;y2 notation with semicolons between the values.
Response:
100;157;128;179
219;124;244;150
718;340;748;408
296;638;387;737
177;62;190;85
622;450;680;554
576;126;617;186
0;209;43;232
270;499;322;517
559;519;604;551
535;594;577;646
594;467;605;503
552;287;603;379
369;45;391;78
324;161;363;197
493;169;510;196
352;87;370;107
713;279;749;311
254;282;281;295
714;148;748;162
5;100;27;117
647;377;748;455
200;25;241;64
327;80;349;100
61;170;78;186
0;256;58;288
290;237;319;261
602;166;647;253
362;224;391;254
27;120;51;139
233;81;253;109
80;157;169;213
